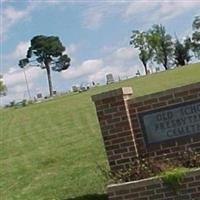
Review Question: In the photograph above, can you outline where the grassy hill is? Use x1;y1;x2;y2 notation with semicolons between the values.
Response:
1;63;200;200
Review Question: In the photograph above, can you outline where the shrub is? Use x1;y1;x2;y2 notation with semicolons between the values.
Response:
161;167;187;192
100;149;200;184
178;148;200;168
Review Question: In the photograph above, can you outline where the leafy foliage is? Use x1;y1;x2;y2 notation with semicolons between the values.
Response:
193;16;200;30
174;38;192;66
103;149;200;184
148;24;174;70
130;31;153;74
161;167;187;191
178;148;200;168
0;75;6;96
18;35;71;96
18;58;29;68
192;16;200;59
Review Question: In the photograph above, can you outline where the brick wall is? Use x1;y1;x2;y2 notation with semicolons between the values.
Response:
92;82;200;171
92;88;138;171
108;168;200;200
128;82;200;160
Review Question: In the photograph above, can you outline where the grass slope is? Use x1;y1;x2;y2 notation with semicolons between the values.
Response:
1;63;200;200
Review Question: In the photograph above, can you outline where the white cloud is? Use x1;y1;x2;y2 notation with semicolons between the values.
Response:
124;0;200;23
3;67;42;87
1;66;45;105
124;1;156;19
82;2;126;29
42;0;64;5
11;41;30;59
12;83;33;93
0;81;36;106
1;1;68;40
7;67;18;73
83;8;104;29
1;5;34;38
111;47;137;61
82;1;200;29
1;0;9;3
62;46;140;84
87;64;138;83
150;1;200;22
61;59;103;80
63;44;78;56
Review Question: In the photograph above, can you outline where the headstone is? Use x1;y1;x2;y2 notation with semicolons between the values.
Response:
136;70;140;76
53;90;57;95
80;86;87;91
72;86;78;92
106;73;114;84
155;67;160;72
37;93;42;99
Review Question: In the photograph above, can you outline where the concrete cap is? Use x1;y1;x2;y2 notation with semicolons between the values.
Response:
92;87;133;102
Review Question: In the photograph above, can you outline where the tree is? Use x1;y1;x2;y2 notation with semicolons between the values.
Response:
19;35;71;96
0;75;6;96
192;16;200;59
130;30;153;75
193;16;200;29
174;38;192;66
149;24;174;70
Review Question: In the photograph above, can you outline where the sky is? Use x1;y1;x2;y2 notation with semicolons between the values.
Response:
0;0;200;105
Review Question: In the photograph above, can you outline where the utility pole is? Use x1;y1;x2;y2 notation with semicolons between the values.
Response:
22;67;31;100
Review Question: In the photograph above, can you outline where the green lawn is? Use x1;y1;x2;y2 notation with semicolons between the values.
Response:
1;63;200;200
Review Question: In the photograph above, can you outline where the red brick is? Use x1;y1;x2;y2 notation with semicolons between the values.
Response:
189;88;200;94
168;98;182;104
92;83;200;176
159;94;173;101
174;91;189;97
152;102;167;108
144;98;158;105
137;105;152;112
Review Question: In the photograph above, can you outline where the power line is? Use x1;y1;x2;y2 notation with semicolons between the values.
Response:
22;68;32;100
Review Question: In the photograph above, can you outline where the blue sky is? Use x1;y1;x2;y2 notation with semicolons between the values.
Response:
1;0;200;105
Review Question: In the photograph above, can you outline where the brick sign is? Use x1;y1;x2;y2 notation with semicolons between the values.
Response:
139;100;200;144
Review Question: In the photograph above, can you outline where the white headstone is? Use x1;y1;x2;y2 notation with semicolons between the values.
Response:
106;73;114;84
136;70;140;76
147;70;151;74
53;91;57;95
155;67;160;72
37;93;42;98
72;86;78;92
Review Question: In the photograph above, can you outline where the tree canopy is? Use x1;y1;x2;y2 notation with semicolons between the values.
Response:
148;24;174;70
174;38;192;66
129;18;200;74
19;35;71;96
0;75;6;96
192;16;200;59
130;30;153;74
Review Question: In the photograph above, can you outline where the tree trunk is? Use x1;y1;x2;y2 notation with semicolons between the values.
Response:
163;63;168;70
142;61;148;75
46;64;53;97
163;56;168;70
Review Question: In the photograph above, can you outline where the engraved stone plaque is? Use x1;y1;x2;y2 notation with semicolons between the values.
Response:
139;99;200;144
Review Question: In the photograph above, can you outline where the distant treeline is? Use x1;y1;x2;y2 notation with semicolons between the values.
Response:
130;16;200;74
